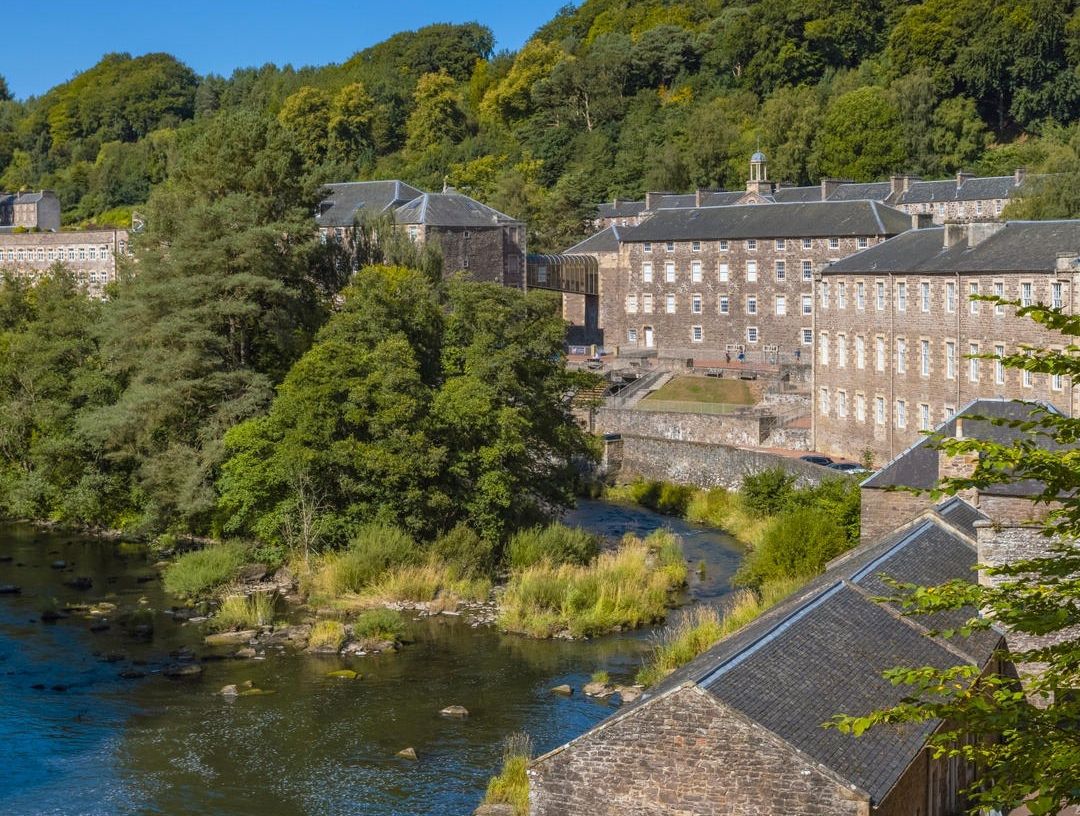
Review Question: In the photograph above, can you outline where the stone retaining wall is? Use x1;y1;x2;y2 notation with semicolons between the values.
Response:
594;407;772;447
608;434;828;490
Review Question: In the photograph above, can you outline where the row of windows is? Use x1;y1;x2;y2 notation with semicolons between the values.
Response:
820;278;1067;312
638;259;818;285
1;244;121;263
626;292;814;316
626;325;783;345
818;334;1066;389
819;390;957;430
641;237;868;253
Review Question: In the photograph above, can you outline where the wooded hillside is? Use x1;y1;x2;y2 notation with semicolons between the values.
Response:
1;0;1079;248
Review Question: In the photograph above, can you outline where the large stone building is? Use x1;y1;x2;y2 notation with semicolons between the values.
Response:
0;229;130;298
596;159;1029;230
590;199;911;360
0;190;61;232
315;180;526;288
812;220;1080;465
530;499;1003;815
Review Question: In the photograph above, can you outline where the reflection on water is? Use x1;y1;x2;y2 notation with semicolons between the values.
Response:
0;503;742;815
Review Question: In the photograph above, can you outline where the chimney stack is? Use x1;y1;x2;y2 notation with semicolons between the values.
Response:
943;222;967;248
820;178;848;201
938;415;980;504
1014;167;1027;186
695;190;705;208
644;192;670;212
890;175;919;198
911;213;933;230
956;171;975;188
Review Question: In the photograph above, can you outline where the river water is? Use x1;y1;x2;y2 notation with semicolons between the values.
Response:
0;501;742;816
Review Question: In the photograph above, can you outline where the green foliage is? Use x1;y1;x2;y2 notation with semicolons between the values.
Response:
590;670;610;684
733;508;850;590
483;732;532;816
830;298;1080;814
607;479;694;516
506;524;599;571
351;608;404;642
430;523;497;578
739;468;797;518
307;523;418;600
163;542;248;597
814;86;905;181
212;591;276;630
498;531;685;638
308;619;346;651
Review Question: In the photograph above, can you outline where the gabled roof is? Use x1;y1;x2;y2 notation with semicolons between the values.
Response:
392;191;521;228
315;180;424;227
894;175;1022;205
623;199;911;242
633;505;999;806
824;220;1080;275
564;225;621;254
597;200;646;219
862;399;1066;497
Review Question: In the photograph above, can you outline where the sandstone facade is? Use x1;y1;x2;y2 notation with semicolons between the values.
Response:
0;229;129;298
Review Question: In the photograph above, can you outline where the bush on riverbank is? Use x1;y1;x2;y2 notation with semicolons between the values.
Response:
506;523;599;571
498;530;686;638
483;732;532;816
304;523;417;602
212;591;276;630
361;559;491;609
606;480;694;516
351;609;405;642
636;577;804;687
309;619;346;651
163;542;248;597
733;508;850;590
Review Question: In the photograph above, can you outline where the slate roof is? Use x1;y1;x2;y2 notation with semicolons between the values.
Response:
564;226;621;254
624;200;911;241
894;175;1021;205
393;191;521;228
629;508;1001;806
825;220;1080;275
935;496;989;537
597;200;647;219
771;185;823;203
862;398;1066;497
315;180;424;228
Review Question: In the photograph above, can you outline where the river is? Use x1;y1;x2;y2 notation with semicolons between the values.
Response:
0;500;743;815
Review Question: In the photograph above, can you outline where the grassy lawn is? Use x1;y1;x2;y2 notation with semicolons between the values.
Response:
643;376;757;406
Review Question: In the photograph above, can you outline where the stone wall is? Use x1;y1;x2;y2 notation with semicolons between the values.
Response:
0;228;128;298
594;406;772;447
610;433;827;490
425;224;525;288
529;684;870;816
860;489;936;544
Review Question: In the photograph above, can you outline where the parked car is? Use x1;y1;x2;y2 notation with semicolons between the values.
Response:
799;455;833;467
585;357;604;370
828;462;869;475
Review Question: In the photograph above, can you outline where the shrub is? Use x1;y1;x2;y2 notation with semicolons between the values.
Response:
308;619;346;651
607;479;693;515
506;524;599;571
636;576;804;686
733;507;851;590
590;670;610;685
163;542;248;597
483;732;532;816
308;523;417;601
739;468;797;517
430;523;497;577
212;592;276;630
351;608;404;642
498;534;685;638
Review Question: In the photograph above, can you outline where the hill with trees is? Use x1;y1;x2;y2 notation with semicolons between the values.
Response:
1;0;1079;247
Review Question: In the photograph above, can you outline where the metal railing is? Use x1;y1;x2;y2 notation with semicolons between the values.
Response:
605;371;667;409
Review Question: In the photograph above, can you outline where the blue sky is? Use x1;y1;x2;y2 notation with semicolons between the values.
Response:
2;1;574;99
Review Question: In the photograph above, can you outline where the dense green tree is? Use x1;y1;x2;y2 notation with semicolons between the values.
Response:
277;86;332;166
406;71;466;153
82;110;340;534
218;266;596;546
328;82;375;164
814;86;906;180
0;75;11;102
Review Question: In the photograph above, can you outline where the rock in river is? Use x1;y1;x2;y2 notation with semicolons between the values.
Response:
63;577;93;590
326;669;359;680
550;684;573;696
204;629;257;647
439;705;469;718
236;563;269;584
163;663;203;679
0;584;21;595
396;747;418;761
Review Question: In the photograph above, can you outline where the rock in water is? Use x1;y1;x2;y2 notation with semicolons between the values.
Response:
118;670;145;680
220;684;239;697
583;682;615;698
233;647;257;659
236;563;269;584
615;684;644;704
50;560;66;570
326;669;358;680
0;584;21;595
396;747;418;761
63;577;93;590
163;663;203;679
474;805;515;816
439;705;469;718
550;684;573;696
238;687;275;696
204;630;257;647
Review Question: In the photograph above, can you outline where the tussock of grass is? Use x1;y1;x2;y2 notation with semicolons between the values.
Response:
363;559;491;607
212;592;276;630
506;523;599;571
163;542;248;597
636;576;805;687
309;619;346;652
590;670;610;685
305;523;416;603
685;488;770;548
498;530;686;638
351;609;404;642
483;732;532;816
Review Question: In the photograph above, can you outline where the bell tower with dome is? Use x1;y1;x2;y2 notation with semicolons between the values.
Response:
745;151;775;198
